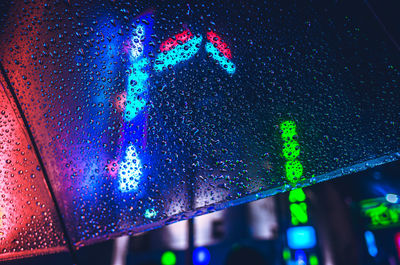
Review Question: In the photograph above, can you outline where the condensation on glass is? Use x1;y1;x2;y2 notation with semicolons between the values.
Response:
0;0;399;260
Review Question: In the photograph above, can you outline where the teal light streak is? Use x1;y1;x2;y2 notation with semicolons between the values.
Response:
154;35;203;72
144;208;158;219
125;58;149;121
205;42;236;75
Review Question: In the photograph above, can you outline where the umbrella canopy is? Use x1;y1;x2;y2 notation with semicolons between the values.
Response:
0;0;399;261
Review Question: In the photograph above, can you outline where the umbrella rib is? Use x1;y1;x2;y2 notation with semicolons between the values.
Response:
0;62;79;264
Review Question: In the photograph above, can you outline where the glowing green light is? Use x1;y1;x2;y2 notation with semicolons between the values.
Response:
282;248;291;261
360;198;400;229
290;202;308;225
282;141;300;161
364;202;399;228
280;120;303;183
161;251;176;265
285;160;303;183
289;189;306;203
309;254;319;265
280;120;297;141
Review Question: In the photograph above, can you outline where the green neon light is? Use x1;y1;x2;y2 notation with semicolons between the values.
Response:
161;251;176;265
282;141;300;161
280;121;309;226
280;121;303;184
290;202;308;225
282;248;291;261
309;254;319;265
361;198;400;229
280;120;297;141
285;161;304;183
289;189;306;203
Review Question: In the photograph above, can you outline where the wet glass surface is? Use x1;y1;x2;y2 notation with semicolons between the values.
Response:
0;78;67;260
0;0;398;255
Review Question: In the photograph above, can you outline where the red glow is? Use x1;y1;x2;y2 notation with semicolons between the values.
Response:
160;29;193;52
396;232;400;261
115;92;127;112
206;31;232;59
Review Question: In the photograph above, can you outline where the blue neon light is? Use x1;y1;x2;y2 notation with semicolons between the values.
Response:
193;247;211;265
287;226;317;249
118;14;153;193
154;35;203;72
364;231;378;257
119;144;143;192
205;42;236;75
294;250;307;265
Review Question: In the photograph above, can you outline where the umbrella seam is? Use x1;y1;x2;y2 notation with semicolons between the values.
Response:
0;62;79;265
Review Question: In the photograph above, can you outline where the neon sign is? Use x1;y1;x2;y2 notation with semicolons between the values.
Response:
206;31;232;59
280;121;308;225
280;121;303;183
155;33;203;72
118;20;237;194
290;202;308;225
204;42;236;75
287;226;317;249
118;13;153;193
360;197;400;229
288;188;306;203
160;29;193;52
155;29;236;74
118;144;143;192
205;31;235;75
280;121;319;265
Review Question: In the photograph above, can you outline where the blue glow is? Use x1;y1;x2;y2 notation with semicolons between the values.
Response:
287;226;317;249
154;35;203;72
386;194;399;204
118;14;153;194
294;250;307;265
193;247;211;265
364;231;378;257
205;42;236;75
119;144;143;192
124;23;150;122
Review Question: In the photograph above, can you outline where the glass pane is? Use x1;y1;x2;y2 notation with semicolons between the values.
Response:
0;0;398;248
0;79;67;260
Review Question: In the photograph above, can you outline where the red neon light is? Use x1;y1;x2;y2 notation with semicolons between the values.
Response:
160;29;193;52
206;31;232;59
396;232;400;261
